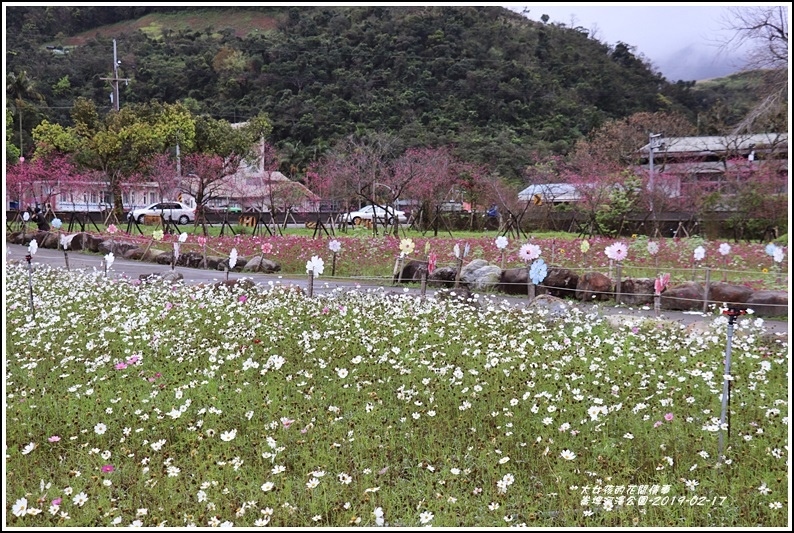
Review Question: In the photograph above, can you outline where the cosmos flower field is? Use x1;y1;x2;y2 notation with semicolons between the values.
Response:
4;263;789;527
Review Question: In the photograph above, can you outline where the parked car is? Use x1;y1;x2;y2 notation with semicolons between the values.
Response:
340;204;408;226
207;204;242;214
128;202;196;225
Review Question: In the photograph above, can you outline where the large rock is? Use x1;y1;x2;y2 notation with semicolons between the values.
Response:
497;267;528;295
395;260;426;283
216;257;246;272
428;266;456;287
460;259;501;291
243;256;282;273
744;290;788;317
526;294;572;319
576;272;613;302
434;285;478;307
660;281;704;311
707;283;753;307
617;278;655;306
537;267;579;299
99;239;139;256
139;271;184;284
179;252;208;269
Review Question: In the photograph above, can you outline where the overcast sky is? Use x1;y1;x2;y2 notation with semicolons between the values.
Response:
504;3;771;82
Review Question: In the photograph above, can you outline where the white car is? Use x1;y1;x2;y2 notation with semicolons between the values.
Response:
341;205;407;226
128;202;196;225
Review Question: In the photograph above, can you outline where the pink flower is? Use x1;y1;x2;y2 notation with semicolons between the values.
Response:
664;413;674;422
51;498;62;506
101;464;114;473
261;242;273;254
322;307;330;314
115;362;127;370
155;372;162;378
48;436;61;442
238;295;248;303
107;224;118;234
281;417;295;429
654;421;663;428
165;302;173;311
126;355;140;365
605;242;628;262
518;243;541;262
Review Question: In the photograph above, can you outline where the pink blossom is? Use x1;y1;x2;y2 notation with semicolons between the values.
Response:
107;224;118;234
664;413;674;422
261;242;273;254
238;295;248;303
322;307;330;314
115;362;128;370
518;243;541;262
101;464;114;473
654;421;663;428
605;242;628;262
281;417;295;429
48;436;61;442
52;498;62;506
126;355;140;365
165;302;173;311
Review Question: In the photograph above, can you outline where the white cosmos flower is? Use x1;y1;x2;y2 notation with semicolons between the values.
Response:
21;442;36;455
178;232;188;243
94;423;107;435
495;236;508;249
28;239;38;255
718;242;731;255
560;449;576;460
229;248;238;269
328;240;341;253
220;429;237;442
12;497;28;517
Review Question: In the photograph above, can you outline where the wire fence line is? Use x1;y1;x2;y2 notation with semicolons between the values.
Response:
22;228;789;312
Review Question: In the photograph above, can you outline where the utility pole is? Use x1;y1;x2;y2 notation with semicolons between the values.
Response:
100;39;130;112
648;133;663;236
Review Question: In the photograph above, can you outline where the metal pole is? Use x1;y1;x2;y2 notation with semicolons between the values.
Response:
718;308;745;462
26;253;35;320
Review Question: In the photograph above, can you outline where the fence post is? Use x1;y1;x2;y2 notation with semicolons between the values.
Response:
702;267;711;313
615;262;622;305
307;270;314;297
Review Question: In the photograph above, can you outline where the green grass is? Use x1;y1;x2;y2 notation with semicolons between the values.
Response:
4;264;789;526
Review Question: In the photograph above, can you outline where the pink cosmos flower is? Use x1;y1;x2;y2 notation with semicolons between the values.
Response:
261;242;273;254
238;295;248;303
52;498;62;506
115;362;127;370
165;302;173;311
664;413;674;422
281;417;295;429
101;465;114;473
605;242;628;262
654;421;663;428
126;355;140;365
518;243;541;262
107;224;118;234
48;436;61;442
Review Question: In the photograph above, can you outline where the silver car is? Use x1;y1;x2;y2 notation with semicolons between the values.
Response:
341;205;408;226
128;202;196;225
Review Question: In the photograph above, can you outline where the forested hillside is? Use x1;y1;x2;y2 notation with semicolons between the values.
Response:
3;5;756;181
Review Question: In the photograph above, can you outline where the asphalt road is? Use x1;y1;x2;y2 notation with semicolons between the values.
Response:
4;242;789;339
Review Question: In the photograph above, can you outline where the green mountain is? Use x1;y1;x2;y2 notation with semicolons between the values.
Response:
7;6;716;180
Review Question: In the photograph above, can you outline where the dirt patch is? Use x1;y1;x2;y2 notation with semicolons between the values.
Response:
64;9;280;46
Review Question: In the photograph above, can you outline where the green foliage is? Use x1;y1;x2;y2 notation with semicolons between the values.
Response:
6;5;712;181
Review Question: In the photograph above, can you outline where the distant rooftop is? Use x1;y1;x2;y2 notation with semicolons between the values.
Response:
638;133;787;155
